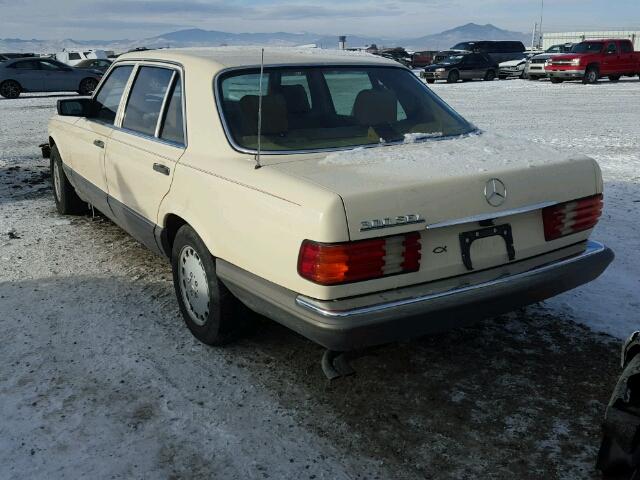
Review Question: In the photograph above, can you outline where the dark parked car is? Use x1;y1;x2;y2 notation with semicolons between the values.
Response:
423;52;498;83
597;331;640;478
74;58;113;73
450;40;527;63
0;57;102;99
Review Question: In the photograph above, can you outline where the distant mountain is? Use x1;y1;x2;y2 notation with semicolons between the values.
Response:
0;23;529;54
145;29;387;49
402;23;531;50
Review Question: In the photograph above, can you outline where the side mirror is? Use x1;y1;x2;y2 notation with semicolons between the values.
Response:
57;98;95;117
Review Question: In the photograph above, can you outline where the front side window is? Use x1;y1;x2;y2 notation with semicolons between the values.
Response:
218;66;473;152
122;66;173;136
39;60;65;71
68;53;81;60
93;65;134;124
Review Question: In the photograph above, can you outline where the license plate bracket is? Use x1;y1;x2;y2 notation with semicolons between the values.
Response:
459;223;516;271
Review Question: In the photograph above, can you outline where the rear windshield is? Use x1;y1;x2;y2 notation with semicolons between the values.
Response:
571;42;603;53
217;66;473;152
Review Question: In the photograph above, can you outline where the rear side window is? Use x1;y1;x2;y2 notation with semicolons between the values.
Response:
606;42;617;54
122;66;174;136
93;65;134;124
13;60;40;70
68;53;81;60
621;42;633;53
324;71;372;116
159;77;184;145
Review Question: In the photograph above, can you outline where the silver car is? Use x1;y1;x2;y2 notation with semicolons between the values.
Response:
0;57;102;99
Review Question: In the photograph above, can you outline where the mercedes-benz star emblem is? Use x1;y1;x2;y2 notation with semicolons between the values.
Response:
484;178;507;207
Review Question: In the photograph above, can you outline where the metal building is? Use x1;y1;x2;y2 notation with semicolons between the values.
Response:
543;30;640;50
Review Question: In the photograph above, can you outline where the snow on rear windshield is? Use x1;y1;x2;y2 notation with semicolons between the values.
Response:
218;66;473;152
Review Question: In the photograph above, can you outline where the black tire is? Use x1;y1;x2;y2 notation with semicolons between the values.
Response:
171;225;245;346
484;70;496;81
597;434;639;479
446;70;459;83
50;145;87;215
0;80;21;99
609;75;621;82
78;78;98;96
426;79;435;84
583;66;599;84
550;78;564;84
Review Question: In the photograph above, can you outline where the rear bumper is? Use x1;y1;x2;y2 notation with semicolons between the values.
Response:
422;71;447;80
217;241;614;351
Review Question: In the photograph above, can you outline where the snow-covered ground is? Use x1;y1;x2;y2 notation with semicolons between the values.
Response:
430;78;640;339
0;78;638;479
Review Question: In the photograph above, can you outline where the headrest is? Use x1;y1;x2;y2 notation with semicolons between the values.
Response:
239;94;288;135
280;85;311;114
353;89;398;126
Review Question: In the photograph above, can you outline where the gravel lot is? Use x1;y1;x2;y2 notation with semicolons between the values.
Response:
0;77;638;479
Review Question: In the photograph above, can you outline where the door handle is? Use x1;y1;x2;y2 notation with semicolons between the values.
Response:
93;139;104;148
153;163;170;175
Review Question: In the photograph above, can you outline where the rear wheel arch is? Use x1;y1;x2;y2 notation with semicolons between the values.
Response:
161;214;188;258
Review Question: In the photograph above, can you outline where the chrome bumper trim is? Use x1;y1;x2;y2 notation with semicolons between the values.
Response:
296;241;606;318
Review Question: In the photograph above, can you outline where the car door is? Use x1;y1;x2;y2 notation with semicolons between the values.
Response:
63;64;135;215
9;60;43;91
104;64;185;251
458;56;473;79
38;59;74;91
618;41;634;74
602;42;620;75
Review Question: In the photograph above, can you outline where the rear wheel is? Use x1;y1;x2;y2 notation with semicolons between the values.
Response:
426;79;435;84
78;78;98;96
550;78;564;84
0;80;21;99
609;75;621;82
484;70;496;81
171;225;246;345
583;66;599;84
446;70;459;83
50;145;87;215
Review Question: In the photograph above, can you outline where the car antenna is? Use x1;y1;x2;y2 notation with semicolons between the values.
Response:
255;48;265;170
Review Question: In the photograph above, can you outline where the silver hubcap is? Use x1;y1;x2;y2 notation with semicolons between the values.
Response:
178;245;210;326
53;162;62;201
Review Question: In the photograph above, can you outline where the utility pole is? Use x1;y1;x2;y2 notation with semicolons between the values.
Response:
539;0;544;49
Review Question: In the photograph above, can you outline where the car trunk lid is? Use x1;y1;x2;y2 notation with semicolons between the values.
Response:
270;133;600;283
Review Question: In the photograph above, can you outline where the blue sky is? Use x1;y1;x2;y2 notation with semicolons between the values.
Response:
1;0;639;40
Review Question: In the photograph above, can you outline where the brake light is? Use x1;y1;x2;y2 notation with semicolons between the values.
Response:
298;233;422;285
542;194;603;241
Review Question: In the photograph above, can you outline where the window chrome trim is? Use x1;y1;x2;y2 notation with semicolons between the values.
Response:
425;201;558;230
155;70;177;138
212;64;477;156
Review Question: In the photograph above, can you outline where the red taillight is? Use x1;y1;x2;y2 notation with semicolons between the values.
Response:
298;233;422;285
542;194;603;241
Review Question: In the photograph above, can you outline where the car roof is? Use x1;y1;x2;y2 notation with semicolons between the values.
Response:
115;46;401;72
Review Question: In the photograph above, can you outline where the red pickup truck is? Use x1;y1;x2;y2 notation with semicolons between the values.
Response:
546;39;640;84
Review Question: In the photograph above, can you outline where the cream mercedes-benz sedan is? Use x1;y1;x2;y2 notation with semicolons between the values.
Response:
45;47;613;351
